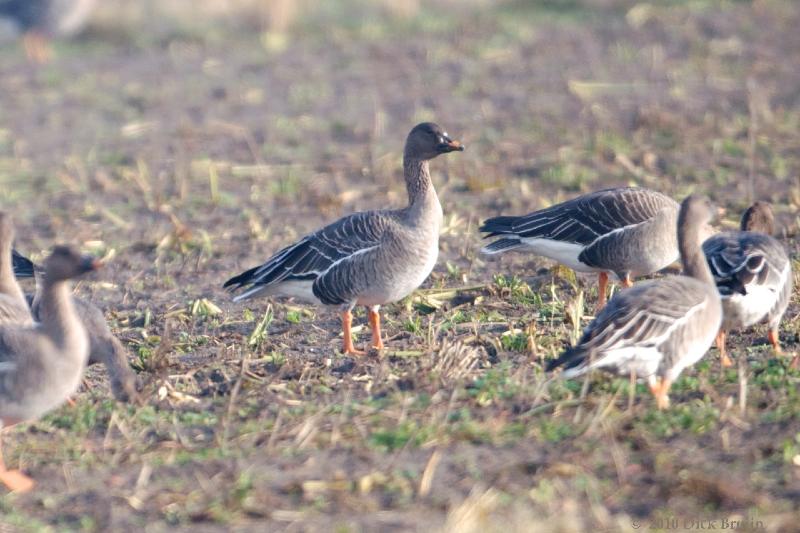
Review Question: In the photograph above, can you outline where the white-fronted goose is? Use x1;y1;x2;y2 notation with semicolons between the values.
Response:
224;122;464;355
0;0;97;62
0;246;99;492
547;195;722;410
0;214;33;325
12;251;139;402
702;201;794;368
480;187;679;310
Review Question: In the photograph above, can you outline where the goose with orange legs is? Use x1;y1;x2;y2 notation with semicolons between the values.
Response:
224;123;464;355
0;246;99;492
703;202;795;369
547;195;721;410
480;187;679;312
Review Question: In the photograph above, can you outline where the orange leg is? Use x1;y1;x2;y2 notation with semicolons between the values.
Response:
341;310;365;356
768;329;783;355
648;377;672;410
368;306;385;351
22;31;52;64
0;424;34;493
621;274;633;289
716;330;733;368
596;272;609;312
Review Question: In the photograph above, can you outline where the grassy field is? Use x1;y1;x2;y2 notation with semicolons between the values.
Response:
1;0;800;530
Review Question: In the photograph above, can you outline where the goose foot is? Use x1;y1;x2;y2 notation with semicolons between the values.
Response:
768;329;783;355
0;468;34;493
716;330;733;367
0;442;34;493
341;310;366;356
368;307;385;351
648;377;672;410
22;31;52;64
620;274;633;289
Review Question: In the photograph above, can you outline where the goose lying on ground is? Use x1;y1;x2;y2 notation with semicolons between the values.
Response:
224;122;464;355
0;214;33;325
0;0;97;63
702;201;795;368
547;195;721;410
0;245;99;492
480;187;679;311
12;251;139;402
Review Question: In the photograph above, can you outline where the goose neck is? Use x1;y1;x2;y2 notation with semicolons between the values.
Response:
679;219;714;286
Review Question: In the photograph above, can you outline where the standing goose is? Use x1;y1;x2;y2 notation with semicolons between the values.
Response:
12;251;140;402
0;0;97;63
702;202;794;368
224;122;464;355
0;214;33;325
0;246;99;492
480;187;679;310
547;195;721;410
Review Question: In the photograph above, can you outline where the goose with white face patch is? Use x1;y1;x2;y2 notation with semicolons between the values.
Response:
702;201;795;368
480;187;680;311
224;122;464;355
547;195;722;410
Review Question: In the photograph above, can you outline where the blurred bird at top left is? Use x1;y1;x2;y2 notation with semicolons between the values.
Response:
0;0;96;63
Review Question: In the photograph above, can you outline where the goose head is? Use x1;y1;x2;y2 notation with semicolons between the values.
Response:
740;201;774;235
43;246;101;282
404;122;464;161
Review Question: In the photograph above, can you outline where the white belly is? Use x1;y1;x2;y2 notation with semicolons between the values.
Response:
721;286;776;330
520;238;599;273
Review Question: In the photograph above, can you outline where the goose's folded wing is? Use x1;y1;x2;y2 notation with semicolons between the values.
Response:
703;233;781;295
581;283;702;352
482;187;676;245
224;211;390;298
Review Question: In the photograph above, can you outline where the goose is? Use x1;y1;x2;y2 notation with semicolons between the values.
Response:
480;187;679;310
0;0;97;63
0;245;99;492
12;251;139;402
224;122;464;355
702;201;794;368
0;214;33;325
547;195;721;410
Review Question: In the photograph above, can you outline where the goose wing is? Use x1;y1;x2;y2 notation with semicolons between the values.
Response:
480;187;676;252
703;231;788;296
224;210;391;304
548;277;711;374
12;249;35;279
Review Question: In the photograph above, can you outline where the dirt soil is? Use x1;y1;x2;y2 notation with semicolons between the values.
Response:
0;1;799;531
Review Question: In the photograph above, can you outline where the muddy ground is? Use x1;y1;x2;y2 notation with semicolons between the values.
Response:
0;0;799;531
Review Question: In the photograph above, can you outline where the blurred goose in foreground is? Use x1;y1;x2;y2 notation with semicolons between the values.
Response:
547;195;721;410
0;214;33;325
0;0;97;63
224;122;464;355
12;252;139;402
480;187;679;311
0;246;98;492
702;202;795;368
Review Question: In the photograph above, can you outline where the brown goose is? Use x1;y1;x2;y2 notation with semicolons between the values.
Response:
12;252;139;402
702;202;794;368
480;187;679;310
0;214;33;325
224;122;464;355
547;195;721;409
0;246;99;492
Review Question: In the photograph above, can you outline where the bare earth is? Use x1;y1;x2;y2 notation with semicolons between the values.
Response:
0;1;799;531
